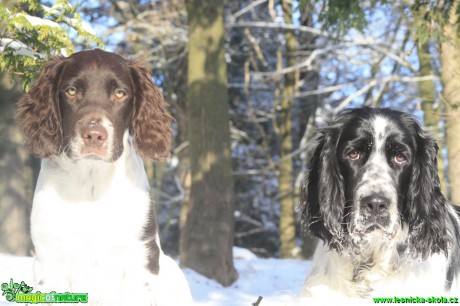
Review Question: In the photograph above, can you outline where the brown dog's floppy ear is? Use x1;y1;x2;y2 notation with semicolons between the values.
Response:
16;56;66;158
129;62;172;160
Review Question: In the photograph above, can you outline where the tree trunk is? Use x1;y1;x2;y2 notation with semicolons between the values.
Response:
417;42;447;195
0;74;34;256
298;1;319;259
278;0;297;258
180;0;238;286
441;0;460;204
176;75;192;258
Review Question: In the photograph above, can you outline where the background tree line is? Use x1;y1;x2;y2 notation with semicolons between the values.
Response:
1;0;460;286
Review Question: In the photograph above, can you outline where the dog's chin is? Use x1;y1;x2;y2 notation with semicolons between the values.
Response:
351;222;397;244
81;154;106;161
65;147;115;163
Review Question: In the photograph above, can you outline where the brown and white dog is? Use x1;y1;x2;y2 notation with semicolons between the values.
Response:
17;49;193;306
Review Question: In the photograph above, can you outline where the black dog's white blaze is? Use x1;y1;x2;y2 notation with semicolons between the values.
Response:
350;116;400;243
300;108;460;299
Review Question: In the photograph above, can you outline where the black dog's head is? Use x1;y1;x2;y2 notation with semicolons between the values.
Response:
300;108;450;259
17;49;172;161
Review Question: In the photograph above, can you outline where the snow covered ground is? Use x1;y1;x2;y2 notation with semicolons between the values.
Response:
0;247;310;306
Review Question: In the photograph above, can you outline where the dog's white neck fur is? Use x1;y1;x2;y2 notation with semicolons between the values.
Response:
307;227;451;301
43;132;148;201
31;130;192;306
302;239;450;303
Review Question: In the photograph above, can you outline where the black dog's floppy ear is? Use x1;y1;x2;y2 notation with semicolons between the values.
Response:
16;56;66;158
300;125;346;252
404;114;450;259
129;62;173;160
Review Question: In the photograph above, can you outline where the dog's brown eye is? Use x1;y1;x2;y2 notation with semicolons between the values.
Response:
65;87;77;97
348;150;360;160
115;89;127;99
395;153;406;164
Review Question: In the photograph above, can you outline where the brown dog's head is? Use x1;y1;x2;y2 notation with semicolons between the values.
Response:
17;49;172;161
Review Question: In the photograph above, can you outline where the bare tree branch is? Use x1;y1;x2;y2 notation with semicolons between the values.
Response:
227;21;332;38
230;0;268;20
334;75;439;114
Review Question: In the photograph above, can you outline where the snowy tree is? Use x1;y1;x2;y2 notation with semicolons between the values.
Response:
0;0;100;89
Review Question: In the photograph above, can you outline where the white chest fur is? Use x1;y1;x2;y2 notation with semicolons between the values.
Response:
30;138;192;305
32;148;150;260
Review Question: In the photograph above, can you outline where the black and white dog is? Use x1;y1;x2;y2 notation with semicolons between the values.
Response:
299;108;460;300
17;49;192;305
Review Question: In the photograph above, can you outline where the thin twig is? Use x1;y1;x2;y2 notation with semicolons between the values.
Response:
227;21;333;38
231;0;268;20
252;296;263;306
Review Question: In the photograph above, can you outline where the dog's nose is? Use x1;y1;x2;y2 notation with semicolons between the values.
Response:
360;195;390;216
81;123;108;147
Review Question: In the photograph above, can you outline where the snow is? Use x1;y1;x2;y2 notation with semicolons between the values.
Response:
0;247;310;306
0;38;36;58
16;13;60;29
10;4;96;38
42;5;96;36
